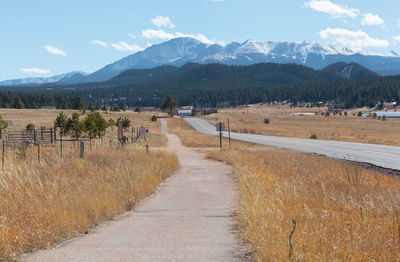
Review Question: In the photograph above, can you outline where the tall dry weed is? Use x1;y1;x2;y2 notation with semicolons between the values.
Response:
0;143;178;260
210;149;400;261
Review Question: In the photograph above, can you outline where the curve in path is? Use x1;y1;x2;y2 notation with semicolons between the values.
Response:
185;117;400;171
22;119;243;262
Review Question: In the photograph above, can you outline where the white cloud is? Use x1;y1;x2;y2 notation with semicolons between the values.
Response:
21;67;50;74
110;41;144;52
142;29;175;40
151;16;175;28
304;0;360;19
320;28;389;48
92;39;144;52
142;28;215;44
397;19;400;28
45;45;67;56
361;13;384;26
92;40;108;48
393;35;400;45
128;33;136;39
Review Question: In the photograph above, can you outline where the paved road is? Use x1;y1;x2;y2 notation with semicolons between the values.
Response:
185;117;400;171
22;119;244;262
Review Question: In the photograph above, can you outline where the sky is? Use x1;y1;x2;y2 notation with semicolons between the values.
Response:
1;0;400;81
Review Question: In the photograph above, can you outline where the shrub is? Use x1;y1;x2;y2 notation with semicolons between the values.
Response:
26;123;35;133
310;134;318;139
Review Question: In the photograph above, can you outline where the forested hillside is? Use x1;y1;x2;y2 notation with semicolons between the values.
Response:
0;62;399;109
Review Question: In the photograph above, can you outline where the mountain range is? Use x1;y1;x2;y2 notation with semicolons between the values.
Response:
2;37;400;86
0;71;87;86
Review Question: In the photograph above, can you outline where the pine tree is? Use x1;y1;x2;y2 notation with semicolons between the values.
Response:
161;94;178;117
13;96;24;109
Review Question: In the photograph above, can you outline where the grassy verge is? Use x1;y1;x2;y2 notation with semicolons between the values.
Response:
0;143;178;260
167;117;259;148
209;148;400;261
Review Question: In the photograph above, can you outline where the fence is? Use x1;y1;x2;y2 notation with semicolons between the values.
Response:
6;127;55;146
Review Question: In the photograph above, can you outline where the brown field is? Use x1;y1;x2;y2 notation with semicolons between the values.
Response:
167;117;260;149
0;109;166;147
209;148;400;261
0;110;179;260
166;117;400;261
0;143;178;261
202;103;400;146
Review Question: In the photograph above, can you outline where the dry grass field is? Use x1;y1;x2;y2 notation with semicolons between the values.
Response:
0;109;159;131
166;116;400;260
0;109;178;260
167;117;259;149
0;109;166;147
203;103;400;146
209;148;400;261
0;142;178;261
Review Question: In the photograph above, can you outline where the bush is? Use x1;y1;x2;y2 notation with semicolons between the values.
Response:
26;123;35;133
357;111;362;117
382;115;387;121
310;134;318;139
151;115;157;122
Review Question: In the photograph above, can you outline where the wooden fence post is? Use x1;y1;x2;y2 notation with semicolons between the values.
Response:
2;142;4;171
50;127;53;144
228;118;231;149
80;140;85;159
33;128;37;143
146;144;149;155
37;144;40;163
219;122;222;150
41;126;44;141
60;133;63;159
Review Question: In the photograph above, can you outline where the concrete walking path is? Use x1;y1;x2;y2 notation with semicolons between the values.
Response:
22;119;243;262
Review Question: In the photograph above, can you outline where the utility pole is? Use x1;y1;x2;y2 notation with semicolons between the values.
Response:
227;118;231;149
219;122;222;150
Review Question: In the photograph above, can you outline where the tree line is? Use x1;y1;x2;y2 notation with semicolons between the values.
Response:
0;92;87;110
1;63;400;109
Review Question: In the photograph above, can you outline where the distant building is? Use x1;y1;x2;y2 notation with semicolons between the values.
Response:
40;106;56;110
177;110;192;116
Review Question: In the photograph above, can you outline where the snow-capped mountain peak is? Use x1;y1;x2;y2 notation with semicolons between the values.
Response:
2;37;400;86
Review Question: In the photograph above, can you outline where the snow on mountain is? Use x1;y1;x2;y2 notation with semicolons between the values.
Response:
88;37;400;82
0;71;88;86
2;37;400;86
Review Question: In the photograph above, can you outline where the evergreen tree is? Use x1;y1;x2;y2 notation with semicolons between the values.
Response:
54;111;69;135
72;97;86;111
13;96;24;109
161;94;178;117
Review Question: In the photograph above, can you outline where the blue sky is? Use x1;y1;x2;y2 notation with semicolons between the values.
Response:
1;0;400;81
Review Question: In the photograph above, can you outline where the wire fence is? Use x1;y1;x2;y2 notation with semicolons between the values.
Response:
0;124;151;170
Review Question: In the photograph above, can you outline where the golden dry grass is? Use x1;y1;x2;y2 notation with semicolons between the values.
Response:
0;109;159;131
203;103;400;146
0;109;166;148
167;117;259;149
209;148;400;261
0;143;178;261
